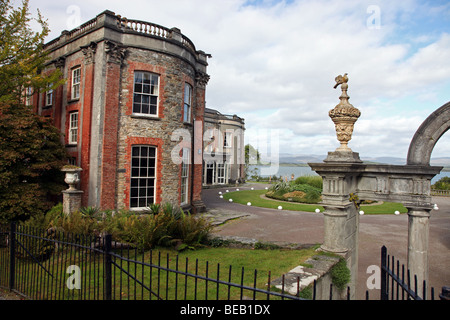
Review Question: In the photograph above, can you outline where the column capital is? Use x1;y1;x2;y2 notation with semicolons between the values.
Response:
81;41;97;64
105;40;127;65
322;204;353;217
405;206;432;217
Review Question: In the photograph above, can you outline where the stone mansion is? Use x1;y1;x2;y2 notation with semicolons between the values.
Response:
26;10;244;213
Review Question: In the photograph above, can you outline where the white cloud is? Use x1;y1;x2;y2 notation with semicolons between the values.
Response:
25;0;450;158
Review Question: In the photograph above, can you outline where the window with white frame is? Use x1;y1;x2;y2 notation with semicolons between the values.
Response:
133;71;159;116
183;83;192;123
204;128;215;153
45;84;53;106
217;162;227;184
25;87;33;106
130;145;156;209
69;112;78;144
224;131;232;148
180;147;190;205
71;67;81;100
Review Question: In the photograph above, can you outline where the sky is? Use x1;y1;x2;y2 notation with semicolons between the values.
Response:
22;0;450;160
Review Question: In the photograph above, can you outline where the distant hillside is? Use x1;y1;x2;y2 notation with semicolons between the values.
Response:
275;154;450;167
277;154;323;164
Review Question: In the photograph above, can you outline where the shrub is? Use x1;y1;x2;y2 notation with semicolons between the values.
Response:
107;213;174;250
50;210;99;236
293;175;323;190
22;203;64;230
267;180;322;204
269;181;290;193
289;183;321;194
104;208;212;251
22;203;212;251
433;177;450;190
16;204;64;262
331;259;351;290
79;206;102;219
170;211;212;251
148;203;161;214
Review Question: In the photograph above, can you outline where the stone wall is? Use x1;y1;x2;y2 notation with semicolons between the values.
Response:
115;47;198;209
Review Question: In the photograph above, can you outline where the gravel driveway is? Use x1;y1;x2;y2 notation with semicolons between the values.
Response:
203;183;450;300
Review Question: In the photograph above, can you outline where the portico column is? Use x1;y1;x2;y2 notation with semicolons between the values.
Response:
321;205;351;255
406;206;431;292
309;170;361;300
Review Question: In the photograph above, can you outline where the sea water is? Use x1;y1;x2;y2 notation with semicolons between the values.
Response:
248;165;449;184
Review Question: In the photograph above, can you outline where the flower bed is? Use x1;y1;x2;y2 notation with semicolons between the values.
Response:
265;180;322;204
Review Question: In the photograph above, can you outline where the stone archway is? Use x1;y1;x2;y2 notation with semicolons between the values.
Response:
407;101;450;166
308;75;446;299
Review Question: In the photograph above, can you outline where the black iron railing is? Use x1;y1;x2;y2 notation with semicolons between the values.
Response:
3;223;446;300
380;245;440;300
0;223;320;300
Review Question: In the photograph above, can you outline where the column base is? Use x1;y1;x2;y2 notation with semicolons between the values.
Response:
191;200;206;213
318;245;349;257
324;151;362;163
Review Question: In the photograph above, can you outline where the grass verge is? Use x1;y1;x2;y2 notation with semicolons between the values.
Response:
222;189;407;214
0;245;319;300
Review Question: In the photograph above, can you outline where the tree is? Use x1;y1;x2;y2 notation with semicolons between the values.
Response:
0;0;67;223
433;176;450;190
244;144;261;179
244;144;260;165
0;0;64;102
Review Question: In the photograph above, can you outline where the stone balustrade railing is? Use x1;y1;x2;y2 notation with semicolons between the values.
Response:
117;16;197;53
117;17;170;39
431;189;450;196
44;16;98;51
44;10;198;55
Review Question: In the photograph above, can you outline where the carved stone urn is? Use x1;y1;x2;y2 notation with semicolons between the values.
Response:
61;166;82;191
329;74;361;152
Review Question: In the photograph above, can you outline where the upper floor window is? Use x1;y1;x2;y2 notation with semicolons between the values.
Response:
133;71;159;116
45;84;53;106
71;67;81;100
69;112;78;145
25;87;33;106
183;83;192;123
224;131;232;149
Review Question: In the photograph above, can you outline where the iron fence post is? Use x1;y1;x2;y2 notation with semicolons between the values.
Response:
9;222;15;291
440;286;450;300
104;234;112;300
380;245;388;300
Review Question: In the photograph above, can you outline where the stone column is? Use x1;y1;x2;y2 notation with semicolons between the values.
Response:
321;205;353;255
191;71;210;213
99;41;126;210
80;41;97;207
406;206;431;292
309;74;362;299
316;170;360;300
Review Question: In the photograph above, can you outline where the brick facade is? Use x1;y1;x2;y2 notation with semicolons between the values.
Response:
34;11;210;212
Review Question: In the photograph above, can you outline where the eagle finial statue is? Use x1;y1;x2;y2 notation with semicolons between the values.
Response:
334;73;348;89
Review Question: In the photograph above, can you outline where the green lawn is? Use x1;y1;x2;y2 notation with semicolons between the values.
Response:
222;189;407;214
1;245;320;300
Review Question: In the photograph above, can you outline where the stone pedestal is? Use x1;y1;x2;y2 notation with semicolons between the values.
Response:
62;190;84;215
324;151;362;163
